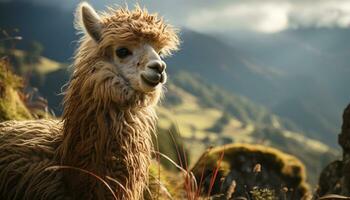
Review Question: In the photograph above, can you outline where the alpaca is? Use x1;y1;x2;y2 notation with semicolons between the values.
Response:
0;2;179;200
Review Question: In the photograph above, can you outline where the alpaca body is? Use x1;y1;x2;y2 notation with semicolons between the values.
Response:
0;120;68;199
0;2;178;199
0;107;156;199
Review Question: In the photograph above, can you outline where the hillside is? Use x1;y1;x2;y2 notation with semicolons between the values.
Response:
166;29;350;145
158;73;338;185
218;28;350;143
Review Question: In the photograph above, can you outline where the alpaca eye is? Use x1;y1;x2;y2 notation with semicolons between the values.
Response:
116;47;132;59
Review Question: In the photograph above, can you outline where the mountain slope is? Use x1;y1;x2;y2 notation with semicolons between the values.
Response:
166;29;349;145
158;74;338;185
217;28;350;142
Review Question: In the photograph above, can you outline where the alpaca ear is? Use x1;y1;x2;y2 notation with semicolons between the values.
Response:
78;2;103;42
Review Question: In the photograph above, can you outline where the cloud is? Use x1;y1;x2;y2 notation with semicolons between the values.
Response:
186;2;291;33
185;0;350;33
289;1;350;29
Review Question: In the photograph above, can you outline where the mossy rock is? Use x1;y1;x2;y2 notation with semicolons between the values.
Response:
191;143;310;200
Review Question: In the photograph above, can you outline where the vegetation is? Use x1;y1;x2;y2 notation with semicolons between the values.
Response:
154;124;191;171
0;59;32;121
206;112;231;133
170;71;299;132
145;161;175;200
250;188;277;200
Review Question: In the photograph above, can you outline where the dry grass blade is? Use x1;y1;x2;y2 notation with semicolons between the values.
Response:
207;147;225;198
153;151;200;200
168;127;191;199
105;176;129;196
45;165;118;200
318;194;350;199
153;151;188;174
253;164;261;173
148;174;174;200
155;133;161;200
168;127;184;169
226;180;236;200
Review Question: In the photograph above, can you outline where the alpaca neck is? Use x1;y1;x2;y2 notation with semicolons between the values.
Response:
59;100;156;172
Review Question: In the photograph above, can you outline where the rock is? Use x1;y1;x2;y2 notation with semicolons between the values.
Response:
317;104;350;197
317;161;343;196
191;143;310;200
339;104;350;157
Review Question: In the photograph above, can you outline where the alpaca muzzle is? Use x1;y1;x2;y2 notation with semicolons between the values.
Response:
141;71;165;87
142;60;167;87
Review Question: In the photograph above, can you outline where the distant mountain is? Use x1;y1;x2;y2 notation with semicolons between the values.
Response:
167;29;285;106
219;28;350;110
166;29;350;145
216;29;350;143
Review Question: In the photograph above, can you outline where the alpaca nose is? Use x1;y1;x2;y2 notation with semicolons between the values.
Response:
146;61;166;73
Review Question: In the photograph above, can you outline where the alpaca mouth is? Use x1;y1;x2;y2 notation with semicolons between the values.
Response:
141;74;161;88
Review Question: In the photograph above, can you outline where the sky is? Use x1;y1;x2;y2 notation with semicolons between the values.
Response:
4;0;350;33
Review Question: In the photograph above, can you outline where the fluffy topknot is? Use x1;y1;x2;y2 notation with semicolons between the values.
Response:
76;3;180;57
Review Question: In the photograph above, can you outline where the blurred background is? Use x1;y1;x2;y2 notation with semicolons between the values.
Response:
1;0;350;187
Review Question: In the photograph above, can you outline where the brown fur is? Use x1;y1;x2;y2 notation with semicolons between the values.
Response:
0;2;179;200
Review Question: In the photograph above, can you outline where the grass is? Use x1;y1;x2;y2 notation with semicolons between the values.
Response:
0;58;33;121
4;49;63;75
158;85;221;138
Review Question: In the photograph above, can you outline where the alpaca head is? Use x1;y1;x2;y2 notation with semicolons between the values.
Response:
72;2;179;108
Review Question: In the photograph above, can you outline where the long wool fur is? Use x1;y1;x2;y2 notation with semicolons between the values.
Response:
0;3;179;200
